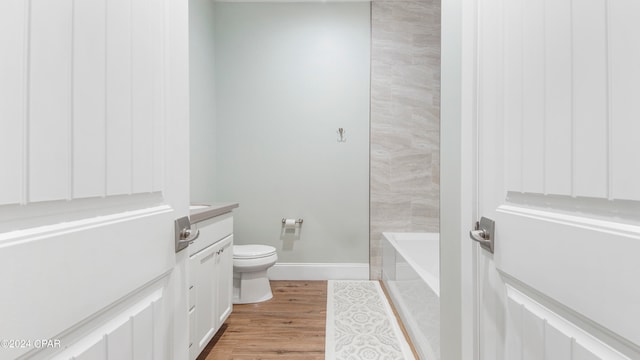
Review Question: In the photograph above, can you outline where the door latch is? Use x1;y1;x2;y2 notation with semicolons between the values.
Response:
469;216;495;254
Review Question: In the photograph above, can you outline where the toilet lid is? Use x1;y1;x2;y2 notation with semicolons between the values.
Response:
233;245;277;259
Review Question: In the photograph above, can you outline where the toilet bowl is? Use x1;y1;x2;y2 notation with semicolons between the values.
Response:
233;245;277;304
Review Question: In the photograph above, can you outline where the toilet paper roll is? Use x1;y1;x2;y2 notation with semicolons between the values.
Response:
284;219;297;229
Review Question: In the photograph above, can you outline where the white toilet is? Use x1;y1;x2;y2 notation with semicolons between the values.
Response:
232;244;278;304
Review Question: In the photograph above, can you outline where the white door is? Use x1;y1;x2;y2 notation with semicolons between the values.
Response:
0;0;190;359
472;0;640;358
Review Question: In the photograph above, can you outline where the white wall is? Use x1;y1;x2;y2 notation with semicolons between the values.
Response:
189;0;217;204
213;2;370;264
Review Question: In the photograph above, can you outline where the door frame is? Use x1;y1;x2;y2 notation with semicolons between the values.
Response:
441;0;479;358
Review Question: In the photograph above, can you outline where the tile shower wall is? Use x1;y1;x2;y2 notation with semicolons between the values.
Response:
370;0;441;279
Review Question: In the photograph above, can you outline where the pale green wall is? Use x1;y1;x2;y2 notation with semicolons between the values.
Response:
213;2;370;263
189;0;217;204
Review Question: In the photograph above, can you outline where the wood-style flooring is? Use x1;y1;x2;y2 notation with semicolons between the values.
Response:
198;281;327;360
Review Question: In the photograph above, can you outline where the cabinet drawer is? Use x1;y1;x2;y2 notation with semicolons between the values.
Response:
189;213;233;255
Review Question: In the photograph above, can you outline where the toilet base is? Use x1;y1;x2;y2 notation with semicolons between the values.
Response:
233;269;273;304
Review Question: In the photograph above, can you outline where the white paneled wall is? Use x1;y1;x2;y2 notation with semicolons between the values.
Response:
502;0;640;201
0;0;165;207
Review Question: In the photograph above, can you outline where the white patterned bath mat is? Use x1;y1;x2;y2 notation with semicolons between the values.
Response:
325;280;416;360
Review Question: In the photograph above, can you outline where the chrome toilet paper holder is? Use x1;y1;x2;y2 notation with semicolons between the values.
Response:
282;218;304;225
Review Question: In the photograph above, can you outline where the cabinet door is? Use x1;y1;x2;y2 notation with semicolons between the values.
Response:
193;242;220;353
188;307;197;360
217;235;234;324
188;254;197;360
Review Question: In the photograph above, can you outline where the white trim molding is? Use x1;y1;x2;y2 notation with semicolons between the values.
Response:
506;284;634;360
268;263;370;281
214;0;371;2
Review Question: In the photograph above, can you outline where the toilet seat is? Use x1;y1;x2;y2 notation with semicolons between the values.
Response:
234;245;276;259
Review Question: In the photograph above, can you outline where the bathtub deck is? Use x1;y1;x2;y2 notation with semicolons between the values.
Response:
198;280;327;360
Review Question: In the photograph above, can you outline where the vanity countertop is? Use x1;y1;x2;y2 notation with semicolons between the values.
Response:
189;202;239;224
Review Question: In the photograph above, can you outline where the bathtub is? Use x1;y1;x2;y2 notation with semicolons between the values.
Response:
382;232;440;360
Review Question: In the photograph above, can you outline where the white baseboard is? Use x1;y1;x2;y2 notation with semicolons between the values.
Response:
268;263;370;281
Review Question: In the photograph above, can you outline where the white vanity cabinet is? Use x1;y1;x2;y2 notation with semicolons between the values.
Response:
187;208;236;360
